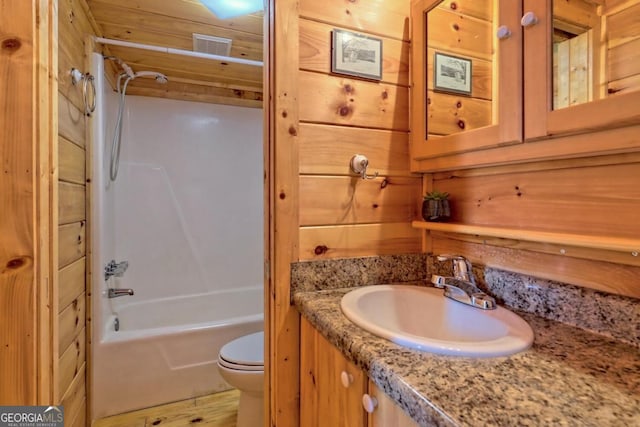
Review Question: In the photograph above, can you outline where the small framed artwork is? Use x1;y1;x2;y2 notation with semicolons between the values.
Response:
331;29;383;81
433;52;472;96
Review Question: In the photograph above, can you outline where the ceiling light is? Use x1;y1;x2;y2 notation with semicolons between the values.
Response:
200;0;263;19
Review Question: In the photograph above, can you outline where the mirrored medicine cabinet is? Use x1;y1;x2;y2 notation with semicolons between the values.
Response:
411;0;640;168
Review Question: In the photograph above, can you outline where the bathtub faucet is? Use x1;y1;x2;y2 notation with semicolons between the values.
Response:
105;259;129;281
108;288;134;298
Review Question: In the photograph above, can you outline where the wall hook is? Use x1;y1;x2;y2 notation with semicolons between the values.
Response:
350;154;379;180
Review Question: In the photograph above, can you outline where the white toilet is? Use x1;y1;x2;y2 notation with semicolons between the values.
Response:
217;331;264;427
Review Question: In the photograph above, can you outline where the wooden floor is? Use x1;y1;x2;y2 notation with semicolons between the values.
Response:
92;389;240;427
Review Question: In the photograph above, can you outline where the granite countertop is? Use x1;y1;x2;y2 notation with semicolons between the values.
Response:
293;286;640;427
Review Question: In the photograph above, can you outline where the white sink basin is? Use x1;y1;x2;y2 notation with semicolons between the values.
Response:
340;285;534;357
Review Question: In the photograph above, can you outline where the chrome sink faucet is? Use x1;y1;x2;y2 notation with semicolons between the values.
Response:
431;255;496;310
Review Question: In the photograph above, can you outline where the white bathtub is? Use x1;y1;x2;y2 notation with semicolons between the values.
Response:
92;286;263;419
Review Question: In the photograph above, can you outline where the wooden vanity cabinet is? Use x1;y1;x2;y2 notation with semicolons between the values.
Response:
300;317;418;427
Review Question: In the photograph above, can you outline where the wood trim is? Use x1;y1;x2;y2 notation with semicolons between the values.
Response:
412;221;640;253
263;1;272;425
496;0;523;144
84;32;95;424
546;91;640;136
38;0;58;405
431;230;640;267
269;0;300;426
523;0;552;140
411;123;640;172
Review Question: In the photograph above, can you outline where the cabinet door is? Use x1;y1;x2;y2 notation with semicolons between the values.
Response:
410;0;523;165
523;0;640;141
366;381;419;427
300;318;367;427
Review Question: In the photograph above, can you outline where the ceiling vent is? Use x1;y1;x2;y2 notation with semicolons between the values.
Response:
193;34;232;56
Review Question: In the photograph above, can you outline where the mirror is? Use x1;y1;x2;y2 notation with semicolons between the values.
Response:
553;0;640;110
425;0;495;138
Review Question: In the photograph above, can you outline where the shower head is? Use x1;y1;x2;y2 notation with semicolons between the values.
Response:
133;71;168;84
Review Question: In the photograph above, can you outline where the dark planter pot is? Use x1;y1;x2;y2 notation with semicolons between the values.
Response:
422;199;451;222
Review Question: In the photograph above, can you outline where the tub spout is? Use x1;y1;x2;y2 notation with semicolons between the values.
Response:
108;288;134;298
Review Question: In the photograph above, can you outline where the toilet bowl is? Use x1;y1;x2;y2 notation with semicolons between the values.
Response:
217;331;264;427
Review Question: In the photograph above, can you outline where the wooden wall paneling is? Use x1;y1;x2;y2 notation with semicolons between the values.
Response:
432;236;640;298
104;47;263;86
299;19;410;86
270;0;301;426
58;328;86;399
88;2;263;60
432;162;640;238
60;364;86;427
58;94;86;148
427;91;492;135
299;176;421;225
59;137;86;185
431;230;640;268
59;182;86;225
59;258;86;311
58;0;95;112
0;1;38;404
1;0;56;405
427;6;492;61
298;124;411;176
608;37;640;82
58;294;86;356
607;73;640;95
299;71;409;130
606;1;640;50
299;0;410;40
299;223;421;260
125;78;262;109
61;0;98;40
69;399;87;427
437;0;492;21
89;0;264;35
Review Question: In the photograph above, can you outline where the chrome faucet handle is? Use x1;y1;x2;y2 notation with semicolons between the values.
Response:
105;259;129;280
436;254;475;285
431;275;496;310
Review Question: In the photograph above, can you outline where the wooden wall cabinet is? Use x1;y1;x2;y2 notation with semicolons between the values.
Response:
523;0;640;140
411;0;640;170
300;318;418;427
410;0;523;161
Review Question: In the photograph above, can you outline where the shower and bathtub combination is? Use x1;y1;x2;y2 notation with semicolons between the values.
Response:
90;53;264;418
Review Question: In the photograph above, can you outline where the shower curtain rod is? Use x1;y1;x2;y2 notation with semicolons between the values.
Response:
94;36;263;67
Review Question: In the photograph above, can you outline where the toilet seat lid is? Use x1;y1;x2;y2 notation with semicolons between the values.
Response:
219;331;264;367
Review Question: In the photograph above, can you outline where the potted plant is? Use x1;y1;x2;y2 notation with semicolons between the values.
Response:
422;191;451;222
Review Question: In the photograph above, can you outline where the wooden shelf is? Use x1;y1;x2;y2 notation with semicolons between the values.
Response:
411;221;640;254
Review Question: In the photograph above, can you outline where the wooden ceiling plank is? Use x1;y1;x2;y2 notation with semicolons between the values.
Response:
87;0;263;35
97;23;262;60
106;46;262;78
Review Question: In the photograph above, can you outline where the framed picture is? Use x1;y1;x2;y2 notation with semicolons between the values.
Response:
433;52;472;96
331;29;383;81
